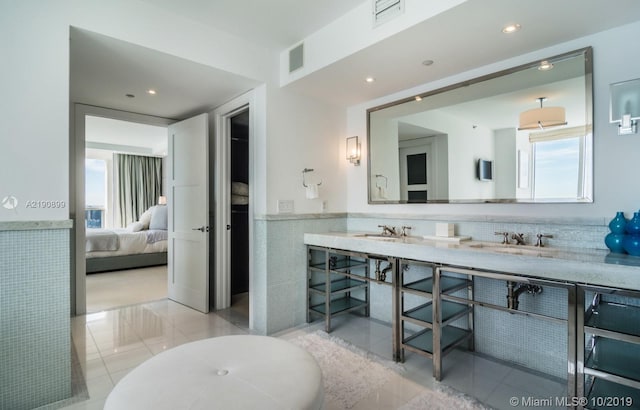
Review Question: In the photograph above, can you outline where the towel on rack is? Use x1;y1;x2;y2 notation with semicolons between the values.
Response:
377;186;387;199
232;194;249;205
305;183;319;199
231;182;249;196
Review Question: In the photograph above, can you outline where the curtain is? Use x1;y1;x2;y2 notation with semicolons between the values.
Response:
116;154;162;227
528;124;592;143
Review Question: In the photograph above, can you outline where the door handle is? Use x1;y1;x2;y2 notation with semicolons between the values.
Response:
192;226;210;232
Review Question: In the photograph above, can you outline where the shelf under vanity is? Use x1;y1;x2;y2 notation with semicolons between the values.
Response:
305;232;640;409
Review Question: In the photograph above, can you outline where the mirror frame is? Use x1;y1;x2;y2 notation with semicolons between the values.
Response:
366;47;593;204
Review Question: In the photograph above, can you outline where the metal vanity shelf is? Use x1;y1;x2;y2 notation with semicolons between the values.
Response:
307;246;401;358
398;261;576;391
578;286;640;409
307;245;578;397
399;259;473;381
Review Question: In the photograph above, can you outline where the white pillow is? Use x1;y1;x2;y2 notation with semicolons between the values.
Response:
139;207;154;229
149;205;168;230
126;221;144;232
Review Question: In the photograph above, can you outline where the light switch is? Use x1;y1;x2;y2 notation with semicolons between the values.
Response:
277;200;294;214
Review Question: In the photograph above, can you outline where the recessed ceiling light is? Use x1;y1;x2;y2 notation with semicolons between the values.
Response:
365;77;375;83
125;94;135;98
422;60;434;66
537;60;554;71
415;96;423;102
147;89;157;95
502;23;521;34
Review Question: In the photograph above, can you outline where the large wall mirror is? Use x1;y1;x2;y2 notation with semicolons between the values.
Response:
367;47;593;204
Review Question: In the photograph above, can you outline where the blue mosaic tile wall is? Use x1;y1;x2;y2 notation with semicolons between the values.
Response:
0;228;71;409
350;215;584;380
276;213;606;379
256;216;347;335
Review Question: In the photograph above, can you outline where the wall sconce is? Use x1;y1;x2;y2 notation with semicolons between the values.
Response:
158;196;167;205
610;78;640;135
346;136;361;166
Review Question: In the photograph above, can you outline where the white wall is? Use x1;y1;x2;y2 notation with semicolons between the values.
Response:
279;0;466;85
369;117;400;200
347;20;640;218
264;84;347;215
0;0;346;222
0;0;267;222
494;128;517;199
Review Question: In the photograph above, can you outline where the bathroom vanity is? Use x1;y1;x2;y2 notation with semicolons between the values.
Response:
305;232;640;409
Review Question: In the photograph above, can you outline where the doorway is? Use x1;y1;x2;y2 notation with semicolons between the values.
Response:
83;115;169;313
399;143;432;202
73;104;173;315
228;110;250;323
213;91;255;330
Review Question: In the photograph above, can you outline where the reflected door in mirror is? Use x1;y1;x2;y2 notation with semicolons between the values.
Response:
399;146;430;202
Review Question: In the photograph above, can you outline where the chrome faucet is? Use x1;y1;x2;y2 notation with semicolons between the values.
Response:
401;226;412;237
535;233;553;247
511;233;526;245
495;231;510;244
378;225;398;236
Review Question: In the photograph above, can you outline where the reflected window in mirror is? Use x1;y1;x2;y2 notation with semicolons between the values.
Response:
530;125;591;200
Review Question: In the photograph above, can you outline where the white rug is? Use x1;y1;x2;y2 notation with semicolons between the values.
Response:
291;331;490;410
398;384;492;410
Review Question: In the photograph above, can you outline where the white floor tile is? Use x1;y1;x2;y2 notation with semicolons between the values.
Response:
82;358;109;381
101;346;153;374
83;374;114;402
63;301;572;410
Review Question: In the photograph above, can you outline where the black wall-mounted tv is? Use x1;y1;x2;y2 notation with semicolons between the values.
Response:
477;159;493;181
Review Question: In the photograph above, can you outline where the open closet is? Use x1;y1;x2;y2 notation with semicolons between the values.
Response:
230;110;250;310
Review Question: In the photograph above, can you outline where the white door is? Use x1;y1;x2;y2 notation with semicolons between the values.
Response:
167;113;209;313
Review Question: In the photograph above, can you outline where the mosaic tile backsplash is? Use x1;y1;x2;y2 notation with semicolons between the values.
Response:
260;212;613;381
0;227;71;410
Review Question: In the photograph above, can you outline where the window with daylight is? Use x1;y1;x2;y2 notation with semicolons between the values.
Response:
85;158;107;228
532;136;584;200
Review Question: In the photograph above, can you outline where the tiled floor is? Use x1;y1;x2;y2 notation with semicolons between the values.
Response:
58;300;566;409
86;266;167;313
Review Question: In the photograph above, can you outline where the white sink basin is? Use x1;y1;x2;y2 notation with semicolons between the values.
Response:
351;233;423;243
465;242;559;257
352;233;397;242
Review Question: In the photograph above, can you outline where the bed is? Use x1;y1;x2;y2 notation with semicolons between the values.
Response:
86;205;168;273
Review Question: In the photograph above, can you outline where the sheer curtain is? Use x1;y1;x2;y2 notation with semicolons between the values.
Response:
115;154;162;227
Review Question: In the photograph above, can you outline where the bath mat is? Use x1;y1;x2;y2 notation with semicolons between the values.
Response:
291;330;488;409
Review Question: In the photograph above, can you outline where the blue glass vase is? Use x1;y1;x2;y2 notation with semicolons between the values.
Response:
623;234;640;256
626;212;640;236
605;233;626;253
608;211;628;234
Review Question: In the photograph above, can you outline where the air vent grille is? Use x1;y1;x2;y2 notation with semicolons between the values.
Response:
289;43;304;73
373;0;404;27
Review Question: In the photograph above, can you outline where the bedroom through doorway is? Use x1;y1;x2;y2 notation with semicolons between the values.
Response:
84;115;169;313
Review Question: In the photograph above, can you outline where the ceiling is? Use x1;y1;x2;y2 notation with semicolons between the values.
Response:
85;116;168;155
70;0;640;123
138;0;365;50
70;28;260;120
286;0;640;105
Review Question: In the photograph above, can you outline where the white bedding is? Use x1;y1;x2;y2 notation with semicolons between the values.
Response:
86;229;168;259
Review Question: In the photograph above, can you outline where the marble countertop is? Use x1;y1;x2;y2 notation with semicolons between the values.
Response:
0;220;73;231
304;232;640;292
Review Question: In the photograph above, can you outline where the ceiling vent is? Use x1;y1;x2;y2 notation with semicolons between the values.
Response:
373;0;404;27
289;43;304;73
